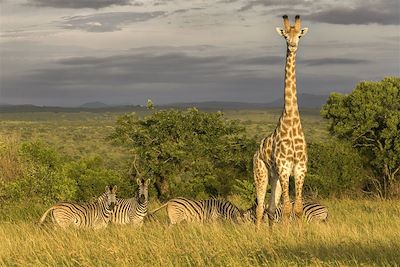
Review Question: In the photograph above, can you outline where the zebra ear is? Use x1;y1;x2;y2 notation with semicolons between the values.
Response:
112;185;117;193
106;185;111;192
136;178;141;185
145;179;151;186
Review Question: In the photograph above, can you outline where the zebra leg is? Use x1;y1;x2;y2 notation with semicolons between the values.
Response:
267;170;281;228
253;152;269;230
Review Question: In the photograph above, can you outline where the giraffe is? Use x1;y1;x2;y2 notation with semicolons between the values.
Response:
253;15;309;229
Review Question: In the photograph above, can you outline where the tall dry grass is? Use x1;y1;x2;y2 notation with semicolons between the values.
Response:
1;200;399;266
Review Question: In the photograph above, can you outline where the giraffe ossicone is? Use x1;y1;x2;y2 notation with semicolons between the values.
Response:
253;15;308;230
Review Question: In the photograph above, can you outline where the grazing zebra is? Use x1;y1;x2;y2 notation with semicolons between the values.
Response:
149;197;243;224
39;185;117;229
110;178;150;226
243;201;328;223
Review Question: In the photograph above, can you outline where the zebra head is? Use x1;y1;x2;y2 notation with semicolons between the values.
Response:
136;178;150;204
105;185;118;210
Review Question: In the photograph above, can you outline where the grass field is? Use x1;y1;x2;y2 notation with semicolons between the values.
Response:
1;109;398;266
1;200;399;266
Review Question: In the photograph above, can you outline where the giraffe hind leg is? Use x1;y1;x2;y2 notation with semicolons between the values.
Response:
253;152;269;230
267;170;281;228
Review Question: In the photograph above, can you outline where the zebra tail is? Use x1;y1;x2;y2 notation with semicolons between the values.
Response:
149;202;168;214
39;206;55;225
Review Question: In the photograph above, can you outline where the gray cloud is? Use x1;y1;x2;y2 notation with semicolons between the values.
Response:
1;49;371;106
28;0;133;9
236;0;399;25
1;51;276;105
235;56;282;65
302;58;371;66
58;11;165;32
308;7;400;25
238;0;313;12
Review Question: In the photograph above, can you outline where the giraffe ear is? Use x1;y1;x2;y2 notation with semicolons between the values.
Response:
276;27;285;37
300;27;308;37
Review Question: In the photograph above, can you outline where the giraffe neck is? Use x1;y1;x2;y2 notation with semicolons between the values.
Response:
283;49;299;116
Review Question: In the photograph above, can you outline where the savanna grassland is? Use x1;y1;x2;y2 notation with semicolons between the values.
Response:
1;109;399;266
1;200;399;266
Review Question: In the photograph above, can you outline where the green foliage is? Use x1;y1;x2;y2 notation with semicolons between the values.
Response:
321;77;400;197
1;141;133;205
306;139;368;198
232;178;255;206
4;142;76;204
62;156;132;201
110;108;256;199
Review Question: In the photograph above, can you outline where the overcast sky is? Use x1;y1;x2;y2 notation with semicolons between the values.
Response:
0;0;399;106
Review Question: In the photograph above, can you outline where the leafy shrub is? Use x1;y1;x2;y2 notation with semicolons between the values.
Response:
1;140;133;205
3;141;76;204
110;108;257;200
62;156;132;201
306;139;369;198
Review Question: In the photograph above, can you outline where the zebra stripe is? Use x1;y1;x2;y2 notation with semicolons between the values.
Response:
39;185;117;229
244;202;328;223
150;197;243;224
110;178;150;226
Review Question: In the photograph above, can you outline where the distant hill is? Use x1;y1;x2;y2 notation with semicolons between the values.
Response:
266;93;328;108
162;101;268;109
79;101;109;108
0;94;328;112
163;94;328;110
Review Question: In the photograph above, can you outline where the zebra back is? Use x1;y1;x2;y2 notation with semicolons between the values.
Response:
302;203;329;223
243;201;328;224
111;178;150;226
39;185;117;229
163;197;242;224
201;199;243;223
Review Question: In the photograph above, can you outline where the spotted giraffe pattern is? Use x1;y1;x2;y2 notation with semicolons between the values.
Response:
254;15;308;229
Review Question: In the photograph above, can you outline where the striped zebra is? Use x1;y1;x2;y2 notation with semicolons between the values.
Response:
39;185;117;229
110;178;150;226
244;201;328;223
149;197;243;224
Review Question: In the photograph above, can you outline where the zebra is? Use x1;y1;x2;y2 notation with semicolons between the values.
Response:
149;197;243;225
243;201;328;224
110;178;150;227
39;185;117;229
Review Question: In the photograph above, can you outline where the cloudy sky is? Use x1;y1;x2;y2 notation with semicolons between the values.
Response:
0;0;399;106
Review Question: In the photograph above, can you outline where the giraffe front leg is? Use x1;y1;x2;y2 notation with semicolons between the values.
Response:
253;153;268;230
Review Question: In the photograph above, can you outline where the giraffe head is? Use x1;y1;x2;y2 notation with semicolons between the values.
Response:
276;15;308;53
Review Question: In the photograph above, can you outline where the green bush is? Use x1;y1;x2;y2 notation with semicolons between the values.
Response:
62;156;132;201
3;142;76;204
2;141;134;205
110;107;257;200
306;139;369;198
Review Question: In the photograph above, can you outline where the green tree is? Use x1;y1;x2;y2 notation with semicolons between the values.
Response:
307;139;369;198
110;107;256;200
321;77;400;198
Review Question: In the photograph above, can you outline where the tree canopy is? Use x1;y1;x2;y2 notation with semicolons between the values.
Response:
321;77;400;197
110;108;256;200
